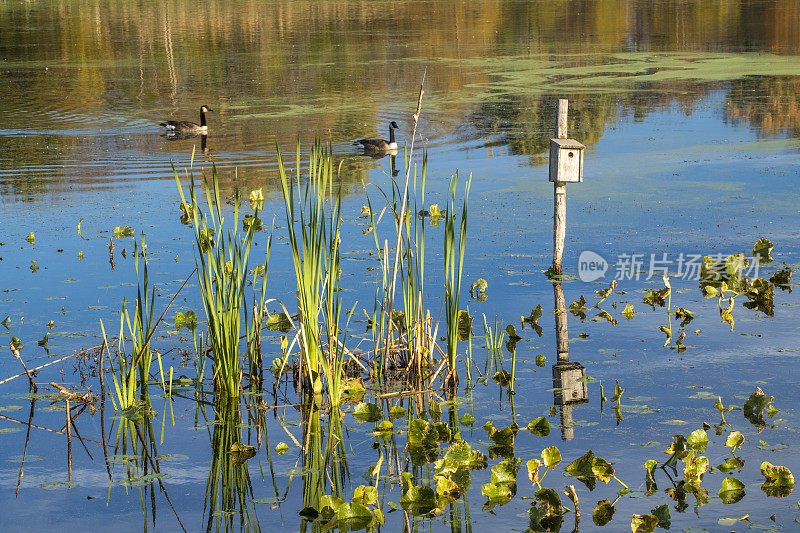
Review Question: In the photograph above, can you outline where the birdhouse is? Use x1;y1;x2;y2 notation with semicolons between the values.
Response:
549;138;585;183
552;361;589;405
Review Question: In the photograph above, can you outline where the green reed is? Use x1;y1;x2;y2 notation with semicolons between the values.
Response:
364;150;438;384
102;240;163;410
279;140;348;405
443;173;471;385
244;237;272;384
481;314;505;375
399;151;433;378
176;165;262;397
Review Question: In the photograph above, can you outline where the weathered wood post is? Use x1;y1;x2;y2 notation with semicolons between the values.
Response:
549;99;588;440
549;99;585;274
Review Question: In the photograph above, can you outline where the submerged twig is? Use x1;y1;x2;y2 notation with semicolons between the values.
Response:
132;423;188;532
66;399;72;483
15;398;36;497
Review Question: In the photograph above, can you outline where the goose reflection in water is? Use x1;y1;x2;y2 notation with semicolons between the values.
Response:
161;130;209;154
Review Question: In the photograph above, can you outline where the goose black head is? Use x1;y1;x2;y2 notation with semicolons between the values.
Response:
390;121;399;129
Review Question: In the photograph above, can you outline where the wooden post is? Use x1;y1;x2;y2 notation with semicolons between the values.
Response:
554;281;569;362
553;99;568;274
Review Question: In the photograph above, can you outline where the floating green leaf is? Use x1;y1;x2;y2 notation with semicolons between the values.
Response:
743;278;774;316
673;307;694;327
482;457;520;509
229;442;257;464
492;370;512;388
436;440;472;473
592;309;618;325
565;450;596;490
752;237;774;263
352;484;378;506
592;499;615;526
470;278;488;296
243;214;263;232
336;501;374;528
719;477;746;504
644;459;658;495
743;387;775;431
526;458;541;486
400;484;437;516
373;420;394;438
542;446;562;469
769;266;792;291
407;419;440;465
249;188;264;210
341;378;365;401
353;402;382;423
113;226;134;238
459;413;476;426
621;303;635;320
174;310;198;332
643;286;669;308
527;417;550;437
275;442;289;455
457;310;473;341
760;461;795;497
684;454;709;484
717;456;745;473
529;487;565;531
522;304;543;336
650;504;671;528
687;428;708;453
630;513;659;533
198;227;215;252
725;431;745;451
592;456;615;484
265;312;291;332
569;296;588;320
485;421;517;447
388;405;408;420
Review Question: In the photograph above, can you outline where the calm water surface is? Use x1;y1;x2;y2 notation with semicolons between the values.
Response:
1;1;800;531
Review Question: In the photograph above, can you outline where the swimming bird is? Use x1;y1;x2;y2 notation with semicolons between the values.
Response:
160;106;211;134
355;121;399;151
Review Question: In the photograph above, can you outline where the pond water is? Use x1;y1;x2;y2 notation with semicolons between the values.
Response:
1;1;800;531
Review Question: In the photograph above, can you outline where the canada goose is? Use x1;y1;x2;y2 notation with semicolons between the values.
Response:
355;121;399;151
160;106;211;133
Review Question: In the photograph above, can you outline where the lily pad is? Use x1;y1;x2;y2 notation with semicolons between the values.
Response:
174;310;198;332
760;461;795;497
719;477;746;504
526;417;550;437
752;238;774;263
352;402;382;423
388;405;408;420
459;413;476;426
265;312;292;332
631;513;659;533
592;499;615;526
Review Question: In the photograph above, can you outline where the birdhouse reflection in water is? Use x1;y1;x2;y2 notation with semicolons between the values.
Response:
552;361;588;405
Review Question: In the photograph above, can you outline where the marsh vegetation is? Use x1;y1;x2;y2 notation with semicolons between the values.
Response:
1;1;800;532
